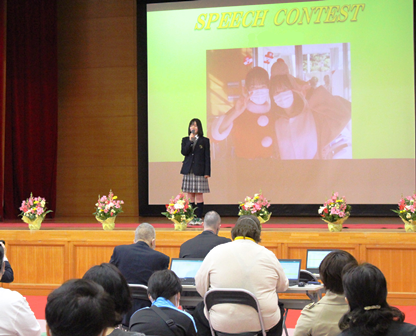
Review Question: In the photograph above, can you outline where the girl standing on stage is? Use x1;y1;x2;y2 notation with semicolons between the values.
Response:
180;118;211;224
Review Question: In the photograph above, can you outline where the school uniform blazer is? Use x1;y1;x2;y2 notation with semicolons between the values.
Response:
180;136;211;177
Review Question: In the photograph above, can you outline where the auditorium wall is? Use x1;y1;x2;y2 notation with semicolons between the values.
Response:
56;0;139;217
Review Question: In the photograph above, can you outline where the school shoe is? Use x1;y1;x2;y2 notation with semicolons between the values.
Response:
189;218;203;226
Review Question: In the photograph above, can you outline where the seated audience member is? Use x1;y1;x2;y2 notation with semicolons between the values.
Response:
45;279;115;336
83;263;144;336
294;250;358;336
339;263;416;336
0;245;40;335
130;269;197;336
180;211;230;258
110;223;170;326
194;215;288;336
0;241;14;283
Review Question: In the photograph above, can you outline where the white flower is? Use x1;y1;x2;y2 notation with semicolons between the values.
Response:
174;201;184;210
318;206;325;214
407;213;411;219
245;201;254;209
40;200;46;207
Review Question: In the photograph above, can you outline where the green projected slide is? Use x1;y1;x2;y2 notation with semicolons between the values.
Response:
147;0;414;162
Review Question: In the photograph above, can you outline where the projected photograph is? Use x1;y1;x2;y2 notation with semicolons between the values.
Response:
207;43;352;161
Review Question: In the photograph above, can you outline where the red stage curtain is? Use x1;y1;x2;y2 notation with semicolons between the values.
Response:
0;0;5;220
3;0;57;219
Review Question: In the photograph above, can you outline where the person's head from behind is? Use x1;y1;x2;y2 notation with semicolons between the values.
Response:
344;263;389;312
231;215;261;243
135;223;156;249
188;118;204;137
45;279;114;336
339;263;404;333
83;263;132;325
319;250;358;295
0;244;4;276
147;269;182;307
204;211;221;234
245;66;269;105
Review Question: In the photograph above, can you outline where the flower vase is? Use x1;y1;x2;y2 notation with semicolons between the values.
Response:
22;216;43;231
322;216;349;232
400;218;416;232
171;218;192;231
96;216;116;230
257;213;272;226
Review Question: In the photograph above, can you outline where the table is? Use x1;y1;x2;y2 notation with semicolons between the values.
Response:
181;284;324;307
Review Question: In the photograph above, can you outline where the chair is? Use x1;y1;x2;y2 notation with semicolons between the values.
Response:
204;288;267;336
128;284;151;303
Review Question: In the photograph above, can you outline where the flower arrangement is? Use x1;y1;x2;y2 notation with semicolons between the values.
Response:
392;195;416;222
19;193;53;221
19;193;53;230
93;190;124;221
238;192;271;223
319;192;351;224
162;192;195;230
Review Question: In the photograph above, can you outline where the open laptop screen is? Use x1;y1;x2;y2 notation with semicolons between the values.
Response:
279;259;301;286
170;258;204;282
306;249;335;274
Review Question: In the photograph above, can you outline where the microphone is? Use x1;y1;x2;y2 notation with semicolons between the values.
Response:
191;130;195;134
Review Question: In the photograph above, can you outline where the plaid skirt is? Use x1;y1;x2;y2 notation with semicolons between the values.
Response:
182;173;210;193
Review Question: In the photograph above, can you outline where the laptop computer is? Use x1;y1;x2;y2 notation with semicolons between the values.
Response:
169;258;204;286
279;259;302;286
305;249;335;274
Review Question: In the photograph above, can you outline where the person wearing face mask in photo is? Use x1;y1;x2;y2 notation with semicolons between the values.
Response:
130;270;197;336
211;66;276;159
270;58;351;160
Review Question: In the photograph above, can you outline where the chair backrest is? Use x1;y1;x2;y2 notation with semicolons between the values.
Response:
204;288;266;336
299;269;318;283
129;284;151;302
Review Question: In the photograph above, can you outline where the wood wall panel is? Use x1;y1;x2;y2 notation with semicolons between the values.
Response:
73;243;115;278
58;0;136;20
58;68;137;117
1;229;416;305
58;17;136;69
8;242;66;285
56;165;138;217
365;245;416;293
57;0;138;218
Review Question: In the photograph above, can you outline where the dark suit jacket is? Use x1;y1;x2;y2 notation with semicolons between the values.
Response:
1;261;14;283
179;231;231;258
110;241;170;285
180;136;211;176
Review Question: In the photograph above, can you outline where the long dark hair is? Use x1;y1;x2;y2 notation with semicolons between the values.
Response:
188;118;204;137
339;263;405;335
83;263;132;325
